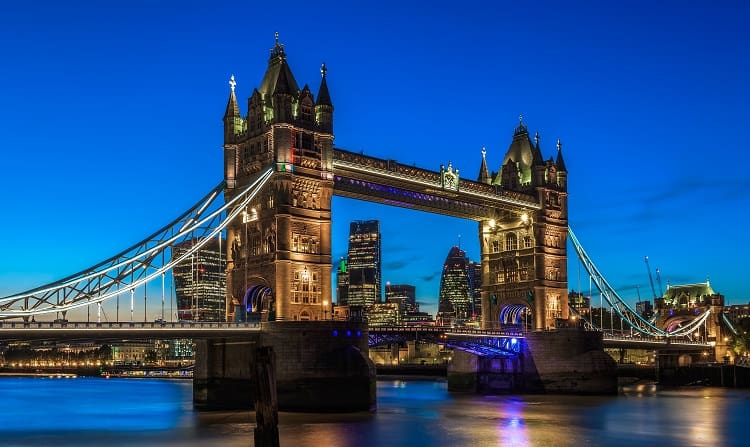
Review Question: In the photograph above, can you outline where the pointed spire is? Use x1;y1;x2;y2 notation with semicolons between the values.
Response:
273;60;296;95
532;131;544;166
514;113;528;135
270;31;285;59
478;147;491;184
224;74;239;119
316;62;333;106
556;138;567;172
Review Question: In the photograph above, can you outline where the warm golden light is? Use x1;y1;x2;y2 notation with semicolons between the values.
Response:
521;213;529;224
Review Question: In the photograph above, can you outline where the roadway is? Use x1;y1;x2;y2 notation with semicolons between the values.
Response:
0;321;261;341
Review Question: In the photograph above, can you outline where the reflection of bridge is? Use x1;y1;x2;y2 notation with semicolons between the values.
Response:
0;36;737;409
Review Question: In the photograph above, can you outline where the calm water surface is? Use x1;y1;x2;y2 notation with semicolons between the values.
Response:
0;376;749;446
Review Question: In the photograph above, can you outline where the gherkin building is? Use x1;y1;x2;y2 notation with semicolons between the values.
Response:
438;246;473;322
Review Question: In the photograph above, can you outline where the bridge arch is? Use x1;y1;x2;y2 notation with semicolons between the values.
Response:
234;277;275;322
499;302;532;328
664;315;698;333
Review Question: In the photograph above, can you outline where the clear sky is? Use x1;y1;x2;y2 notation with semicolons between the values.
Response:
1;1;748;320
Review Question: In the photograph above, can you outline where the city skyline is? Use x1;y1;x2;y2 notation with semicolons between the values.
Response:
1;1;749;320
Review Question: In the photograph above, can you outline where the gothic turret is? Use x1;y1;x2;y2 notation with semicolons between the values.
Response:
477;147;491;184
496;115;536;191
315;63;333;133
258;33;300;124
223;75;242;143
299;84;315;126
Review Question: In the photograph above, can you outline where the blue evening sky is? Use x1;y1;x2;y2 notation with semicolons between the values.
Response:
0;1;748;319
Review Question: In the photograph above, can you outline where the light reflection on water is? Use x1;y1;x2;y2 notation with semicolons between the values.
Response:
0;377;749;446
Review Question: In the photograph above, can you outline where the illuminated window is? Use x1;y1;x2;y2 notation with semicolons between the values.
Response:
523;236;532;249
506;233;518;251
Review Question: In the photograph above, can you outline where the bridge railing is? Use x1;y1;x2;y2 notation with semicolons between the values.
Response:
602;333;711;346
368;326;524;338
0;321;262;330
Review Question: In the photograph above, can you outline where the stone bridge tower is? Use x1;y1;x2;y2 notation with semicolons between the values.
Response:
222;35;334;322
479;118;568;330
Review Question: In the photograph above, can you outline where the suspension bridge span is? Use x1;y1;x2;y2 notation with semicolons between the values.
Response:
0;35;736;409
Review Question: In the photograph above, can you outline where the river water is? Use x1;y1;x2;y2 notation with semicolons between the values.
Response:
0;376;748;446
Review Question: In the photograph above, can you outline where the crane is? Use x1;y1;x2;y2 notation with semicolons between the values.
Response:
644;256;658;300
655;268;664;297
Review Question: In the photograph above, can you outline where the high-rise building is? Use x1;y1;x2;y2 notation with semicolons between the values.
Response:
635;300;654;319
173;237;226;321
466;261;482;317
336;257;349;306
385;284;417;312
346;220;381;307
437;246;473;324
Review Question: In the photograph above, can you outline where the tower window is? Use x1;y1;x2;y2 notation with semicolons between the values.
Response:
506;233;518;251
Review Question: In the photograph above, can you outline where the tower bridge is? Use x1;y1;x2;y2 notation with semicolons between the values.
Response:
0;35;737;409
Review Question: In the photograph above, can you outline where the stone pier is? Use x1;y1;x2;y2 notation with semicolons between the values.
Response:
194;321;376;412
448;329;617;394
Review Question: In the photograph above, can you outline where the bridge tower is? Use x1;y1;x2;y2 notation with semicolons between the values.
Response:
479;118;568;330
222;34;334;322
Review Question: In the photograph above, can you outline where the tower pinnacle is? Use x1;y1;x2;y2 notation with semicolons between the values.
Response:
270;31;285;58
229;74;236;92
321;62;327;78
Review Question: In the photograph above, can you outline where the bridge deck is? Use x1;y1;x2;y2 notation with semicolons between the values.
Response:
0;321;261;340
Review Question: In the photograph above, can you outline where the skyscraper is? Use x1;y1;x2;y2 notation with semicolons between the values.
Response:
173;237;226;321
385;284;417;313
466;260;482;317
437;246;473;324
346;220;381;307
336;257;349;306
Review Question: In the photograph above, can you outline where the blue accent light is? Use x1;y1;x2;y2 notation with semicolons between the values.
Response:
356;330;362;337
332;330;338;337
511;338;518;344
346;330;352;337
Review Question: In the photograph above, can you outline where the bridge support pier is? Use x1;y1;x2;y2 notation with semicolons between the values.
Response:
448;350;525;393
447;329;617;394
194;321;376;412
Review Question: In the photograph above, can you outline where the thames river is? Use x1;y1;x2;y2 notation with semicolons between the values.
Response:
1;377;749;446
